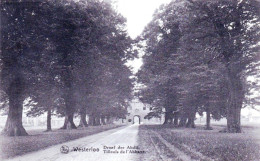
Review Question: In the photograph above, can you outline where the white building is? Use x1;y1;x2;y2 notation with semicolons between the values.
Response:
126;98;161;124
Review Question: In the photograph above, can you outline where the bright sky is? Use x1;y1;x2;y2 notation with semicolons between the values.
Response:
115;0;171;39
113;0;172;73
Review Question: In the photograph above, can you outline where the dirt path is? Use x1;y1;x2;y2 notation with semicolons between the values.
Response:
151;131;214;161
6;125;140;161
140;124;260;161
143;129;215;161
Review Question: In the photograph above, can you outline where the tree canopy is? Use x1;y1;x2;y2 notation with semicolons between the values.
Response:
0;0;134;136
137;0;260;132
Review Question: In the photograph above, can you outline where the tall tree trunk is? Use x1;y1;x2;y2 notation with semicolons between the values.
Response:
62;98;76;129
173;112;179;126
94;116;101;126
92;116;96;126
68;113;76;129
163;112;170;125
169;115;173;124
60;65;76;129
106;116;112;124
186;117;195;128
179;115;187;127
46;108;52;131
163;111;173;125
88;115;94;126
2;77;28;136
78;109;88;128
205;108;213;130
101;116;106;125
226;67;243;133
60;114;76;129
186;111;196;128
60;116;68;129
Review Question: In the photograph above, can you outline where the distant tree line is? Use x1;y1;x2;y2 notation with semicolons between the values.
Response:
0;0;134;136
137;0;260;133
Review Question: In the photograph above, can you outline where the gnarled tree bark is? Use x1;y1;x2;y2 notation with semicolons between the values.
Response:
186;112;196;128
88;115;94;126
179;115;187;127
226;66;243;133
60;68;76;129
2;77;28;136
78;109;88;128
60;113;77;129
163;110;173;125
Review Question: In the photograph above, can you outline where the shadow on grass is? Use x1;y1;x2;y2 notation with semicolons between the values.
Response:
139;124;260;161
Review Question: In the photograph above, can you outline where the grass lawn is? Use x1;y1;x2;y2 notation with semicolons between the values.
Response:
138;124;260;161
0;124;124;160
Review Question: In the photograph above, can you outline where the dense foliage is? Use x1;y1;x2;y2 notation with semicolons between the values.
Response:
137;0;260;132
0;0;134;136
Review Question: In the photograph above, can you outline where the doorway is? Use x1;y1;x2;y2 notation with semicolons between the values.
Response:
133;115;141;124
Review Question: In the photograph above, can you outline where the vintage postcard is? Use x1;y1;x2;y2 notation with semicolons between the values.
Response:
0;0;260;161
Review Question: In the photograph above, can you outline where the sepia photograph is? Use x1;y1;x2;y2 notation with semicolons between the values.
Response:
0;0;260;160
